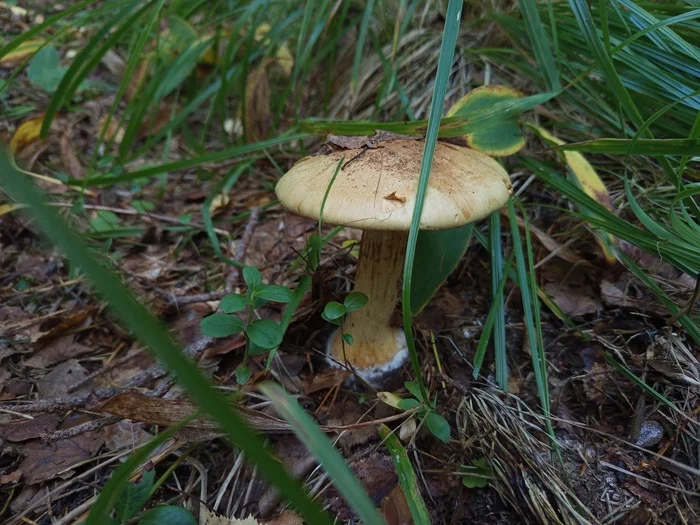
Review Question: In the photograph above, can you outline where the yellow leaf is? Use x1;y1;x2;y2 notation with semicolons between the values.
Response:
376;391;404;410
0;203;26;217
531;125;616;263
9;114;44;154
0;39;43;68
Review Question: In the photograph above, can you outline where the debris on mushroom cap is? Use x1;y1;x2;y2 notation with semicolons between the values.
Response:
275;139;512;231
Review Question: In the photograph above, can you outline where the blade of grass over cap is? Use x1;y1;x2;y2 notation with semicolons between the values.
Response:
260;383;385;525
401;0;464;404
0;150;330;525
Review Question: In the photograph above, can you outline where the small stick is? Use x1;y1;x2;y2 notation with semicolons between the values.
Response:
40;415;121;444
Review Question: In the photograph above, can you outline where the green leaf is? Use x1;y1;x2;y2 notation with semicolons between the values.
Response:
245;319;283;350
220;293;249;313
27;46;68;93
0;152;330;524
131;200;155;213
261;383;386;525
343;292;368;312
379;425;431;525
404;382;424;402
560;138;700;156
322;301;346;321
396;398;421;411
243;266;262;289
90;210;120;232
115;468;155;522
425;412;450;443
138;506;197;525
235;365;251;385
199;314;244;338
410;225;473;315
459;458;491;489
342;333;354;345
256;285;294;303
447;86;526;156
516;0;561;91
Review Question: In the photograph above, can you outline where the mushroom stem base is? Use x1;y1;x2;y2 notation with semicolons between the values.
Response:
326;328;408;387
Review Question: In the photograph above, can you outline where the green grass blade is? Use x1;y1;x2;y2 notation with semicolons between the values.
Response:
260;383;385;525
401;0;464;404
489;212;508;389
352;0;377;91
560;138;700;155
378;425;430;525
0;150;330;525
517;0;561;91
75;133;308;187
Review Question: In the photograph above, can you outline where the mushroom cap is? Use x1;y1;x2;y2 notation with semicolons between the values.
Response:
275;139;512;231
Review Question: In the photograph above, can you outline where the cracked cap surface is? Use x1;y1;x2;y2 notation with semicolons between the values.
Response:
275;139;512;231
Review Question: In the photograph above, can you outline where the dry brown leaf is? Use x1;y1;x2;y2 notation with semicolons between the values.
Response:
23;334;95;368
32;306;96;345
264;512;304;525
503;210;585;265
59;127;86;179
137;101;177;139
9;114;44;154
302;369;347;395
244;62;272;142
542;281;600;317
0;39;43;68
37;360;90;397
104;420;153;452
17;430;104;484
98;115;126;145
381;485;413;525
0;414;60;442
0;470;22;485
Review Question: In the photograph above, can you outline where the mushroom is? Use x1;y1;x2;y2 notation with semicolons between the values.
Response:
275;138;512;385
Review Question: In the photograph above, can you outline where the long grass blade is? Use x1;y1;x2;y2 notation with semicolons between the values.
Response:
517;0;561;91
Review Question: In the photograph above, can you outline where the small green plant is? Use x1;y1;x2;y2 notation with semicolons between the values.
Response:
97;465;196;525
199;265;293;383
459;457;492;489
321;291;369;347
378;382;451;444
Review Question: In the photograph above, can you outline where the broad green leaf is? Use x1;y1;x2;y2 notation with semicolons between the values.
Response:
410;225;472;315
138;506;197;525
459;457;491;489
425;412;451;443
243;266;262;288
220;293;249;313
447;86;526;156
115;469;155;522
404;381;424;402
343;291;368;312
199;314;244;338
90;210;121;232
27;46;67;93
342;333;354;345
379;425;431;525
322;301;346;321
245;319;283;350
397;398;421;411
235;365;251;385
256;285;294;303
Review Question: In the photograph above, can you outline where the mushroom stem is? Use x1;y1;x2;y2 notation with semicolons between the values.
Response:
330;230;409;374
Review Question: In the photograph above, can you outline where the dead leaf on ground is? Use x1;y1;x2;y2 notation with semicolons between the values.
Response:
302;369;347;395
543;281;599;317
0;39;43;68
104;419;153;452
600;276;669;316
17;430;104;484
23;334;95;368
37;360;91;397
381;485;413;525
60;125;86;179
0;414;60;442
0;470;22;484
137;101;178;140
244;62;272;142
32;305;96;346
618;240;696;291
9;114;45;155
264;511;304;525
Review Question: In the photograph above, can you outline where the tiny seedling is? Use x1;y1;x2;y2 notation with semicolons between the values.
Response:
97;466;196;525
459;457;492;489
199;265;294;383
378;382;451;443
321;291;369;347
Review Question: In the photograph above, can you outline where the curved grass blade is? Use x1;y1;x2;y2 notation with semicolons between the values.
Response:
0;150;330;525
401;0;464;404
379;425;430;525
260;383;385;525
517;0;561;91
560;138;700;155
352;0;377;91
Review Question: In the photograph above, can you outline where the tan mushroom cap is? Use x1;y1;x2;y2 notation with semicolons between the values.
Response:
275;139;512;231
